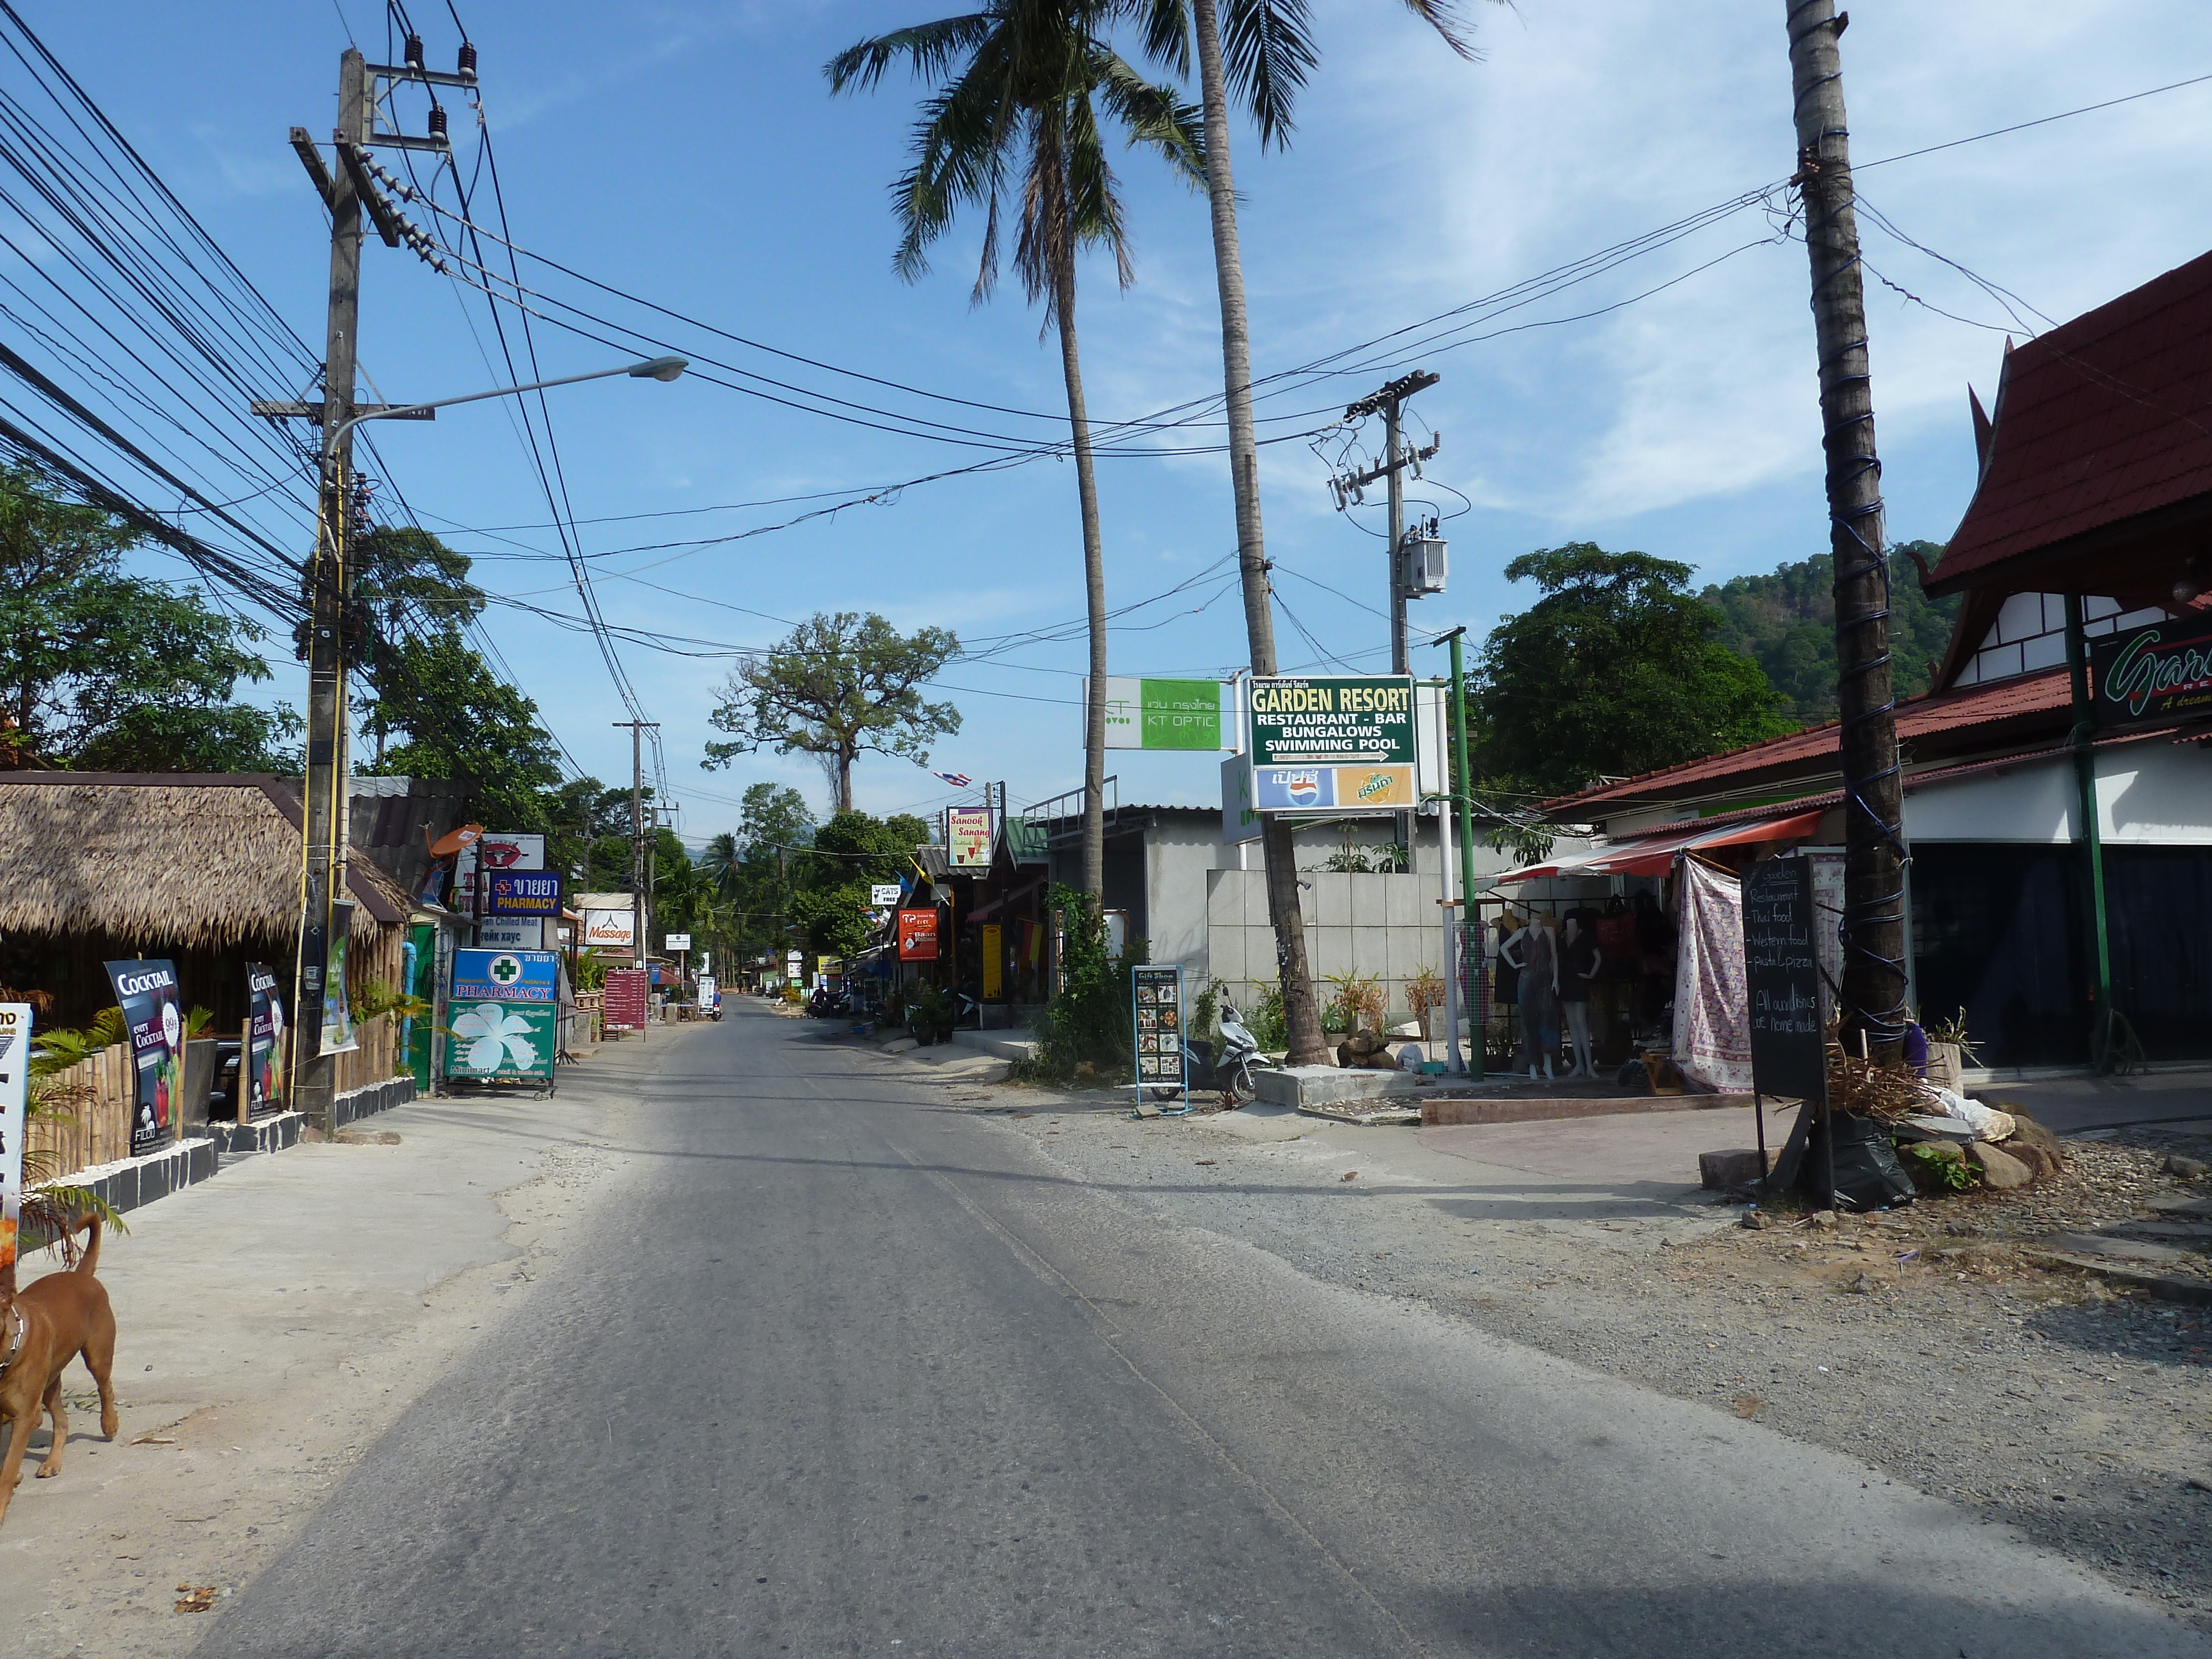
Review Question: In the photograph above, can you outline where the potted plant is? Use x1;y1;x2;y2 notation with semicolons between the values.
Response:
1407;966;1448;1043
1923;1008;1977;1092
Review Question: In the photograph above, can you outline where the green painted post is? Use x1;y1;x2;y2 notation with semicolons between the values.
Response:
2063;593;2116;1068
1448;629;1483;1081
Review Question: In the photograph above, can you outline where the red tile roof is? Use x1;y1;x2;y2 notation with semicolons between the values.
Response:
1931;247;2212;596
1543;669;2072;815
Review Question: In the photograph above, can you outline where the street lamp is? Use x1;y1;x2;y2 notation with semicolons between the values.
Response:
324;354;687;454
290;353;685;1131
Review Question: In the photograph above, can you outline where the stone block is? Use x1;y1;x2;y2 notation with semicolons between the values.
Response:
1699;1147;1777;1189
1252;1064;1420;1109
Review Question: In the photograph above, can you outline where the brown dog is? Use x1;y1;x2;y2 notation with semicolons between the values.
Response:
0;1215;119;1528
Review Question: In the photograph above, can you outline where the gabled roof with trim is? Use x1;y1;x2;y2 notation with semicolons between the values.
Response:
1930;248;2212;600
1541;670;2074;817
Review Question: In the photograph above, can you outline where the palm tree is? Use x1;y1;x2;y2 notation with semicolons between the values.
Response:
1135;0;1486;1065
699;831;740;900
828;3;1206;903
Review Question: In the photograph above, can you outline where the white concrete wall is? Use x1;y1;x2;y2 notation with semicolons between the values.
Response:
1205;868;1459;1024
1905;741;2212;845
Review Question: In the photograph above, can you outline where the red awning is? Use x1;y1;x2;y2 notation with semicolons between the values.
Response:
1491;806;1827;885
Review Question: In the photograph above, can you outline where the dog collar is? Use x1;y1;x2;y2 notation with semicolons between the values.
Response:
0;1305;20;1377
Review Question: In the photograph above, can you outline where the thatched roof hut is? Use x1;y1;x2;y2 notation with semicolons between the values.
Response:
0;773;414;1026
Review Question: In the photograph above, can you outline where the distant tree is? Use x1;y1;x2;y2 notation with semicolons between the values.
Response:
709;782;817;954
371;633;565;833
1701;541;1962;725
789;808;933;958
704;612;961;813
0;464;290;770
1470;542;1793;800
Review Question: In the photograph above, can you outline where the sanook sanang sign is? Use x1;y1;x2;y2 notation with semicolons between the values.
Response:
1246;675;1416;765
2091;614;2212;730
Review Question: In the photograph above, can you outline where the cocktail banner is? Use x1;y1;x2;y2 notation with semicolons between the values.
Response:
106;959;183;1157
246;963;285;1114
0;1001;28;1282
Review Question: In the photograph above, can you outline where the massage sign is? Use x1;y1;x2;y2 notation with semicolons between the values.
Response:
106;959;184;1157
445;949;560;1086
1246;675;1418;812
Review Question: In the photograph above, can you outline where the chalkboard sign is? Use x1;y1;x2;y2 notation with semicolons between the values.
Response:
1743;858;1827;1103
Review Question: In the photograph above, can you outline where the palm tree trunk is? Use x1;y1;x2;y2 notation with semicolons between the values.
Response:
1191;0;1328;1066
1053;257;1110;900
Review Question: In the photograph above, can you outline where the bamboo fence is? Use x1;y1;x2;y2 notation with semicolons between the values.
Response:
32;1012;406;1182
27;1042;133;1181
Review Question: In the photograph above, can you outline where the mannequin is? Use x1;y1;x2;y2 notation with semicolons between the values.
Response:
1495;912;1527;1069
1558;914;1603;1078
1519;912;1561;1082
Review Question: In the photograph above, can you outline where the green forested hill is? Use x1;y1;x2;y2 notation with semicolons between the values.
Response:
1700;540;1961;727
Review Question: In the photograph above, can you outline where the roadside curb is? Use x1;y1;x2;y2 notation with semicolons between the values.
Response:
1422;1092;1756;1128
2021;1248;2212;1306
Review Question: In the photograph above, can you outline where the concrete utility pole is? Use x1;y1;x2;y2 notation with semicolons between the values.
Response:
1786;0;1909;1064
290;47;371;1133
615;721;658;969
1340;370;1440;868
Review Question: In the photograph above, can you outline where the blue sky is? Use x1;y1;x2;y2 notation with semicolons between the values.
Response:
31;0;2212;840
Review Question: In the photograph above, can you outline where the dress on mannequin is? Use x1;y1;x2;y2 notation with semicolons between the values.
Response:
1496;916;1528;1068
1558;916;1603;1079
1520;920;1561;1081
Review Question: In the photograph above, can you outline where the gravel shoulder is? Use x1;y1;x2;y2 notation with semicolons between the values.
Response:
899;1064;2212;1631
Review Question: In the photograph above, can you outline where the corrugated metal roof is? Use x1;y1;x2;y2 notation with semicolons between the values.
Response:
1543;670;2074;815
1932;247;2212;595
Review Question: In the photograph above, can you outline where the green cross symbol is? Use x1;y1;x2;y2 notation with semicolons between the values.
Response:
489;956;521;985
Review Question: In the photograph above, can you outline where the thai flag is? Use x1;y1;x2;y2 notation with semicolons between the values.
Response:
932;771;973;788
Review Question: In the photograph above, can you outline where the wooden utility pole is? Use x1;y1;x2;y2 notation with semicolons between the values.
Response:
291;47;371;1133
1786;0;1910;1062
1191;0;1327;1065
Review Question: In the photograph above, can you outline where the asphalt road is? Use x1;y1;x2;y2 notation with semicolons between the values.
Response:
198;1004;2211;1659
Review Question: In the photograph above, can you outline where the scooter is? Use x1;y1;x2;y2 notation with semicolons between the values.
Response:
1213;998;1274;1107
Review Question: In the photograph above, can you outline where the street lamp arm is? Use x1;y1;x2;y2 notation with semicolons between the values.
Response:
325;355;685;454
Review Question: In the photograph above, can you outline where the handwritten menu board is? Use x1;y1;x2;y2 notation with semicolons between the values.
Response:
1743;858;1827;1103
1130;966;1186;1096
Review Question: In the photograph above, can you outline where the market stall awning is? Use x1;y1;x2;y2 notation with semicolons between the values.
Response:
1490;806;1828;885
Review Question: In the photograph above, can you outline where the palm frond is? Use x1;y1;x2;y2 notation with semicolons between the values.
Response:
1400;0;1491;63
1088;46;1206;187
825;14;999;92
1129;0;1192;79
1222;0;1316;151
